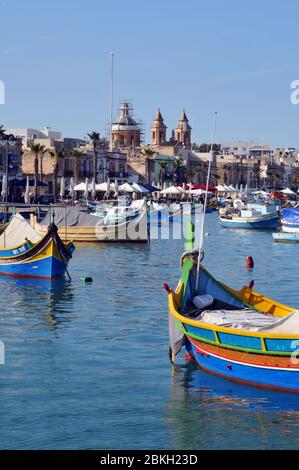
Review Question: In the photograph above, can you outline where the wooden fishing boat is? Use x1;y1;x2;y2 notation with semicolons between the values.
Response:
272;232;299;243
0;214;74;279
219;208;279;229
281;207;299;233
32;206;149;243
167;251;299;393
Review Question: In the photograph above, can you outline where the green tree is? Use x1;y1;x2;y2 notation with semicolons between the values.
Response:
49;148;65;201
0;125;6;138
140;146;155;184
69;149;83;183
88;131;100;182
252;164;262;188
157;160;168;186
170;157;184;184
29;143;46;201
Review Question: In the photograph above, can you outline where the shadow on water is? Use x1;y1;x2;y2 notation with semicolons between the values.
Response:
165;363;299;449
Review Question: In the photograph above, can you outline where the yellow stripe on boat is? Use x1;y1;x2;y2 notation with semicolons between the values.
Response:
168;263;298;341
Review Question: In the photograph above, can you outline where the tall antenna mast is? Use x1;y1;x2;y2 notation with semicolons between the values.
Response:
110;52;114;151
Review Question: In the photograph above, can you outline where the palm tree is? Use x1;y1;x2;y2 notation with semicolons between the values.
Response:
252;164;262;188
157;160;168;186
39;145;49;183
69;149;83;183
49;148;65;201
140;146;155;184
29;143;46;201
171;157;184;184
87;131;100;182
0;125;6;138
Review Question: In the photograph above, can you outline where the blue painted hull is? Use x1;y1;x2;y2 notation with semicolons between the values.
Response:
0;255;66;279
219;216;279;229
273;232;299;242
189;342;299;393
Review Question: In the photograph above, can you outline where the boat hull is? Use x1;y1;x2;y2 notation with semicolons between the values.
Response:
0;225;74;279
188;339;299;393
273;232;299;242
35;211;149;243
0;252;66;279
219;213;279;229
168;260;299;393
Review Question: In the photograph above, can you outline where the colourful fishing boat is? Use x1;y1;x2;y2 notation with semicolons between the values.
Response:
219;207;279;229
33;206;149;243
0;214;74;279
167;251;299;393
281;207;299;233
273;232;299;243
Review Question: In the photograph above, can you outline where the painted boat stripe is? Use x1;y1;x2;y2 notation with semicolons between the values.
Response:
191;340;299;371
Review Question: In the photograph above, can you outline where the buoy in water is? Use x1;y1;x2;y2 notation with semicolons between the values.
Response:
80;276;93;283
246;256;254;269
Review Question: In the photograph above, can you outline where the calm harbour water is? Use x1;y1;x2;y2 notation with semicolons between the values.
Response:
1;212;299;449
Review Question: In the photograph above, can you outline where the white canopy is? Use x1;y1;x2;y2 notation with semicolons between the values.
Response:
161;185;186;195
119;182;134;193
132;182;149;193
74;182;88;191
190;188;212;195
216;185;226;191
0;214;41;248
282;187;296;195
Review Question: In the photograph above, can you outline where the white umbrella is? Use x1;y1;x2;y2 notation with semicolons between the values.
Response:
132;182;148;193
60;177;65;199
114;179;119;197
84;178;89;199
282;187;295;195
24;176;30;204
69;177;75;198
74;182;88;191
119;182;134;193
216;185;226;191
161;185;186;195
1;175;7;199
163;181;167;190
91;177;96;199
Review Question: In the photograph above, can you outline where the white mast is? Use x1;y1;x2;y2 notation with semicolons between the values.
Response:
110;52;114;152
195;112;218;293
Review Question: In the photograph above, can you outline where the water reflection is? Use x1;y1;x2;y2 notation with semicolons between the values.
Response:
166;364;299;449
0;276;75;334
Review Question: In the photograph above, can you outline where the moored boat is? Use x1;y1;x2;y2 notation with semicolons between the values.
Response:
0;214;74;279
281;207;299;233
33;206;149;243
273;232;299;243
219;207;279;229
166;251;299;393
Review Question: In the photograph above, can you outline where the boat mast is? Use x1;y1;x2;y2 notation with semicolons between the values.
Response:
109;51;114;152
195;112;217;293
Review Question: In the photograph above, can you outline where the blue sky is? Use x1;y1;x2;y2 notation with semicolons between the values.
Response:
0;0;299;147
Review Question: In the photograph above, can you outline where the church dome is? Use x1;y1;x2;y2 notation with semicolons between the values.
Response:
112;102;140;131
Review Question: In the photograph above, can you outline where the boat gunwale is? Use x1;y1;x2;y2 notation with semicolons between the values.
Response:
168;262;299;342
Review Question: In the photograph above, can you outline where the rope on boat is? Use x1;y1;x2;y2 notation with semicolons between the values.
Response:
195;112;217;293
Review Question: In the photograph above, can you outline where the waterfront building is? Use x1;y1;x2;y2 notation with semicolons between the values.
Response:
6;127;62;149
